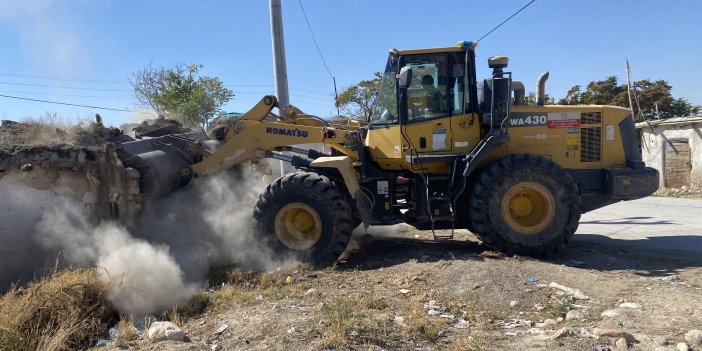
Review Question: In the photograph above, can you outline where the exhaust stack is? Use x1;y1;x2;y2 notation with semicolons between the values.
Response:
512;81;525;105
536;71;550;105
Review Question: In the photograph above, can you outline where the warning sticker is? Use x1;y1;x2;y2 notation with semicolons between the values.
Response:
432;128;447;150
567;133;580;145
547;112;581;128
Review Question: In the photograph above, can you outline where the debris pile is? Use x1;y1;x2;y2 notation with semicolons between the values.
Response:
0;117;195;225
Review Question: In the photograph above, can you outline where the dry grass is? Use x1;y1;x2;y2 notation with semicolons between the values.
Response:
447;335;490;351
0;112;99;150
113;316;138;348
0;267;116;351
208;268;297;309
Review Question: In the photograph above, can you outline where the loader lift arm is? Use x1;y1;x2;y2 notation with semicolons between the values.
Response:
191;95;362;176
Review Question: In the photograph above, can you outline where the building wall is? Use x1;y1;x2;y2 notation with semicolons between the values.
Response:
641;123;702;189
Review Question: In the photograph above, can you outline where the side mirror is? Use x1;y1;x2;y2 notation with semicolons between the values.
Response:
397;66;412;89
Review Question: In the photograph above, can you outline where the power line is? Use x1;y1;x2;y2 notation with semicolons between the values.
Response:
0;81;130;92
0;72;128;85
297;0;333;78
477;0;536;42
225;84;331;96
297;0;340;115
0;89;133;100
0;94;130;112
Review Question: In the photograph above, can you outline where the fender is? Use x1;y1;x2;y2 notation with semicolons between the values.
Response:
309;156;360;199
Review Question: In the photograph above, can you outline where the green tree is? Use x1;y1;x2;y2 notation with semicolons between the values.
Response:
670;97;693;117
335;73;382;121
558;76;692;119
130;63;233;129
580;76;628;106
557;85;583;105
526;92;554;105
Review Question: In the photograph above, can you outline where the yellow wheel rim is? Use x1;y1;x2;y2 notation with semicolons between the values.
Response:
501;182;556;234
274;202;323;250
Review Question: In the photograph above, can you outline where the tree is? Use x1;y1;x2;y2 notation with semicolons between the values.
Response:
557;76;692;119
670;97;693;117
526;92;554;105
130;63;233;129
335;73;382;121
557;85;583;105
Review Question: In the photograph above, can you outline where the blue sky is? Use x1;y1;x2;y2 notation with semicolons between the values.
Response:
1;0;701;127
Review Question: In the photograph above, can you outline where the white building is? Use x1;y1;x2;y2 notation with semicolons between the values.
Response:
637;116;702;189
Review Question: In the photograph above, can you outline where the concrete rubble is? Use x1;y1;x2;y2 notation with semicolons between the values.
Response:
0;118;193;225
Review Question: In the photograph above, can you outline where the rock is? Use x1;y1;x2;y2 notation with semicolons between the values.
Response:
566;310;585;321
287;327;296;334
272;303;282;311
214;324;229;334
510;300;519;307
393;316;405;325
19;163;33;172
676;342;690;351
428;309;440;316
549;282;589;299
305;288;318;296
399;289;410;294
505;331;518;336
653;336;667;346
661;275;680;282
550;327;575;340
148;321;184;342
593;328;636;342
685;329;702;346
616;337;628;350
453;319;469;329
601;308;624;318
618;302;641;309
95;339;109;347
211;344;222;351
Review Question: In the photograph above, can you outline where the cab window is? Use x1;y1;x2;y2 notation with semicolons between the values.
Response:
369;54;399;125
403;54;449;123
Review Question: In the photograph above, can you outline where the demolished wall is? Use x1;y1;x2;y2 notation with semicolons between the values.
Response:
1;120;144;225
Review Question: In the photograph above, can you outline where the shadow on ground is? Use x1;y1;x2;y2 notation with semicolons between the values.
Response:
340;229;702;278
579;216;675;225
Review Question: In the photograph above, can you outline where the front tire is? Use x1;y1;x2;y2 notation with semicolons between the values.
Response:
253;172;353;266
468;154;581;257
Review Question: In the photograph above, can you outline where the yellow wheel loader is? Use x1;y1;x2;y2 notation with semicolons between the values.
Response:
113;41;658;265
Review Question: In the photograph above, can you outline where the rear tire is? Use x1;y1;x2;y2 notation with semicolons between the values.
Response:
468;154;581;257
253;172;353;266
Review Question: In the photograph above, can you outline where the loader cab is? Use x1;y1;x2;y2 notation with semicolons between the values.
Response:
365;42;481;173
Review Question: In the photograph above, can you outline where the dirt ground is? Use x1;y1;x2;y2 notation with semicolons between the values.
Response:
100;223;702;351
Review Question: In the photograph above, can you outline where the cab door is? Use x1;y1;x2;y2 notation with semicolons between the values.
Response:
400;53;453;159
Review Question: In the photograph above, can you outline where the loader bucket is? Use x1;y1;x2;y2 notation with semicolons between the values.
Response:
114;131;221;198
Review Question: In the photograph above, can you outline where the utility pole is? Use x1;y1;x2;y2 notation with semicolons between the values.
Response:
269;0;289;114
269;0;289;176
626;60;635;118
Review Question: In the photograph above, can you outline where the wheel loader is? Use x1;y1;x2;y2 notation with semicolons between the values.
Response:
113;41;659;265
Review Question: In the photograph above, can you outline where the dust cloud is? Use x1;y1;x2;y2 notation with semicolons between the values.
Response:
0;169;291;315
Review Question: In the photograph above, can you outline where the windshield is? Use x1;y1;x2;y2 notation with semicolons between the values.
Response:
369;54;399;125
